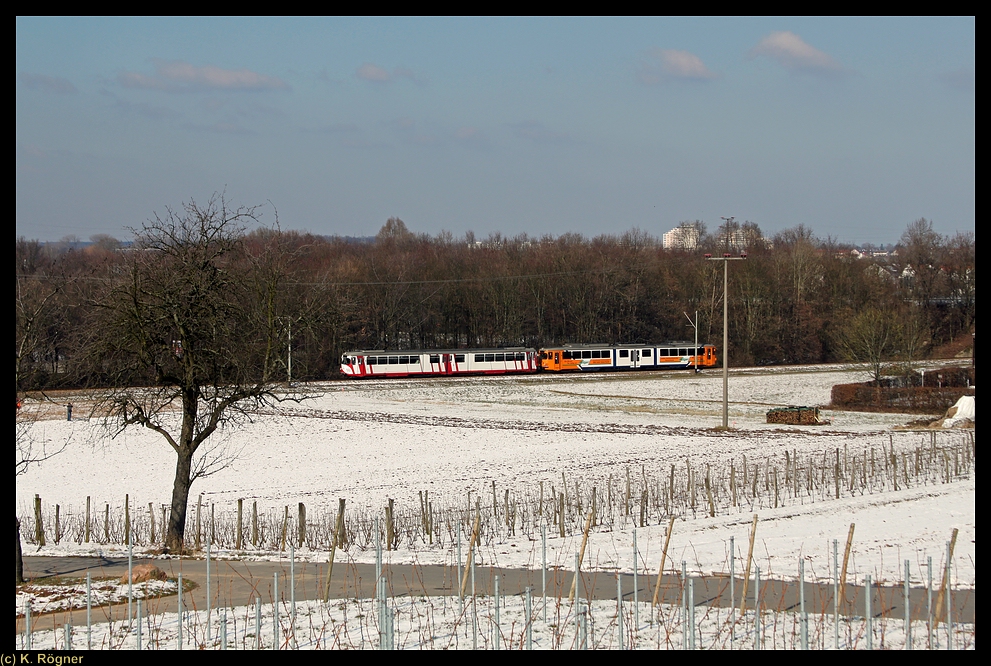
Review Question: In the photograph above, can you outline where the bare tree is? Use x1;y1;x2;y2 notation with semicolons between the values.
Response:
90;195;298;552
834;306;902;383
16;406;70;582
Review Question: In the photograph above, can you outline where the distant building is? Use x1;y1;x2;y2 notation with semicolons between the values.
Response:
663;224;703;250
715;228;748;252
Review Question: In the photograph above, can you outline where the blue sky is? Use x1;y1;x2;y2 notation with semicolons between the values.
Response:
16;17;974;244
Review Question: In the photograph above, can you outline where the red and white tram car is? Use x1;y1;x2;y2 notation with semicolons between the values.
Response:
341;348;539;378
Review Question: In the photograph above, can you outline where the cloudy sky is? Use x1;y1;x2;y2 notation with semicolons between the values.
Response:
16;17;974;244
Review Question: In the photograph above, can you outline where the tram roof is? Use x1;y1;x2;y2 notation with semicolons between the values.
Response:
544;342;709;349
344;347;536;355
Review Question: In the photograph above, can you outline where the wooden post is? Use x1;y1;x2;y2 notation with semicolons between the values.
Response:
652;516;676;607
236;499;243;550
419;491;427;536
740;514;758;612
85;496;90;544
504;489;511;529
297;502;306;548
669;464;675;509
148;503;155;544
558;492;565;538
385;498;394;551
104;504;109;544
625;467;631;517
839;523;855;609
323;498;346;602
568;509;595;601
124;494;130;546
773;468;779;508
730;462;737;507
835;449;841;500
933;527;959;627
705;465;715;518
54;504;60;545
252;501;258;547
459;509;481;597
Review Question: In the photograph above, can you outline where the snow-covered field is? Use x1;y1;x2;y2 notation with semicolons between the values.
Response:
18;363;974;585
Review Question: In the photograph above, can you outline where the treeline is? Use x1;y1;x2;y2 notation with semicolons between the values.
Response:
15;215;974;391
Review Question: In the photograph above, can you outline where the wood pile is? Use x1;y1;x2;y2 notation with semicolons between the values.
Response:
766;406;822;425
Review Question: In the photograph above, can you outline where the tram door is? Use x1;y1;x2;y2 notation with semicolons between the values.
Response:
630;349;640;369
442;354;453;375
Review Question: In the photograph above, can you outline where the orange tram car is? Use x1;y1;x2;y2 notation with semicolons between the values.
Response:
540;343;716;372
340;342;716;378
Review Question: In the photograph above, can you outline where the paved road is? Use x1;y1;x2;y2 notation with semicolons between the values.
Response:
19;555;974;635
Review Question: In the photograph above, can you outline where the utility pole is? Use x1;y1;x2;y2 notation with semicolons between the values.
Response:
706;219;746;428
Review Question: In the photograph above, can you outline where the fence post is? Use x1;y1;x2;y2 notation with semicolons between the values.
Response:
33;495;44;546
297;502;306;548
236;499;243;550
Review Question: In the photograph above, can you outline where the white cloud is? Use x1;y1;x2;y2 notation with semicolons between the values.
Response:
749;31;844;76
118;60;290;92
356;63;427;85
356;63;392;83
640;49;718;84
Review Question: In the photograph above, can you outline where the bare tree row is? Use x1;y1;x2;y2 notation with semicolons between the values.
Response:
16;216;974;393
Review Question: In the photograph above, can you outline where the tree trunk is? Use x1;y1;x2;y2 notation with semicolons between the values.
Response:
166;449;194;552
16;517;24;584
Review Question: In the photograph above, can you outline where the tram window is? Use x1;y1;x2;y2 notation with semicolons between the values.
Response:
582;351;591;359
516;353;525;361
619;350;629;358
475;354;484;362
643;349;652;356
455;354;465;363
429;355;440;364
495;353;505;362
389;356;399;364
367;357;377;366
485;354;495;362
563;351;572;359
679;348;688;356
